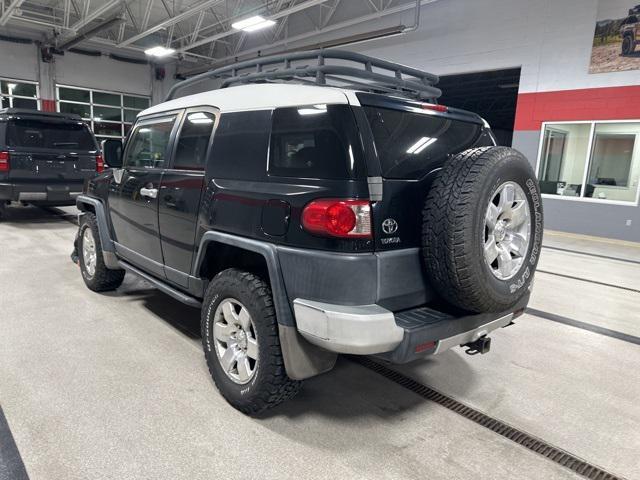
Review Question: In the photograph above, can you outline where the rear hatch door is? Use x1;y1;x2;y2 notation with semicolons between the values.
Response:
356;93;495;252
5;117;98;182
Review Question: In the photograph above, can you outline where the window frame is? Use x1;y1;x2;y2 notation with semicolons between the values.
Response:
121;112;182;171
55;84;150;142
535;119;640;206
0;77;40;110
167;106;220;173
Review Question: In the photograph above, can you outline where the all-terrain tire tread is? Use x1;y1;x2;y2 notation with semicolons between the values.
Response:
79;213;125;292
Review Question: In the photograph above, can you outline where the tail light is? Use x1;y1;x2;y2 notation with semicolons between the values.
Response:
422;103;448;113
96;154;104;173
0;151;9;172
302;199;372;238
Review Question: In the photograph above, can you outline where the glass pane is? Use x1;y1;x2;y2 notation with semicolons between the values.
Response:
124;96;149;109
60;102;91;118
123;116;175;168
12;83;37;98
12;98;38;110
0;96;8;108
269;105;365;179
124;109;141;123
94;121;122;137
59;87;90;103
538;124;591;197
364;105;483;179
93;91;121;106
586;123;640;202
173;112;216;170
123;123;132;136
6;119;96;150
93;105;121;122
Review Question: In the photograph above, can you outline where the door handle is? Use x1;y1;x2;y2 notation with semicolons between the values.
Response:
140;187;158;199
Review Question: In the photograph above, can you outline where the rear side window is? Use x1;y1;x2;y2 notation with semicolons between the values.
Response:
269;105;364;179
363;106;483;179
123;116;176;169
208;110;271;180
6;119;96;151
173;111;216;171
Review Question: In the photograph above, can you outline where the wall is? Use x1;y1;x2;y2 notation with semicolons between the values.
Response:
0;38;153;109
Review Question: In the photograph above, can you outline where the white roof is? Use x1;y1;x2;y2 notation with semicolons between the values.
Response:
140;83;360;117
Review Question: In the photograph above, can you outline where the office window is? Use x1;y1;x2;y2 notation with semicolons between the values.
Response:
537;122;640;204
0;78;39;110
56;85;150;142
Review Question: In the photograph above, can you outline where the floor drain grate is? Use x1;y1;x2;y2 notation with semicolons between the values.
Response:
351;357;626;480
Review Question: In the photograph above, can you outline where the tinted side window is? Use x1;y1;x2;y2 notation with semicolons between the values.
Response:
363;106;482;179
208;110;271;180
269;105;364;179
6;120;96;151
173;112;216;170
123;116;176;169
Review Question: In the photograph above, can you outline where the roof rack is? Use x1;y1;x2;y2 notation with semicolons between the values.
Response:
0;108;82;121
166;49;441;102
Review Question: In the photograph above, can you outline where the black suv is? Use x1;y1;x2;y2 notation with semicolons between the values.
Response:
0;109;101;216
73;50;543;414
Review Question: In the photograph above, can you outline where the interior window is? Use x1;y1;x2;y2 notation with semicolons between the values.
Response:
123;116;176;169
173;111;216;170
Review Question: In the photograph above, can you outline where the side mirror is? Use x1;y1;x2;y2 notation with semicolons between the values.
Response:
101;139;123;169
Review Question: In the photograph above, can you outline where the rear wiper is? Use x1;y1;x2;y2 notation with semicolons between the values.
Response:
53;142;79;147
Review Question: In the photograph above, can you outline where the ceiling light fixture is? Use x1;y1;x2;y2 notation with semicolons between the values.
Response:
232;15;276;32
144;46;176;57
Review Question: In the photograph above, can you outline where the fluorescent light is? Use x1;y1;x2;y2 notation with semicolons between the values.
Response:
232;15;275;32
406;137;437;155
144;46;175;57
298;104;327;116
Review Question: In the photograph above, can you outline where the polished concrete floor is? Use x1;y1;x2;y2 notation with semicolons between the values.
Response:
0;205;638;480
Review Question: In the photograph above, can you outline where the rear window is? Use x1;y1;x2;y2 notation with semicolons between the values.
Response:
269;105;364;180
6;119;96;151
363;106;484;179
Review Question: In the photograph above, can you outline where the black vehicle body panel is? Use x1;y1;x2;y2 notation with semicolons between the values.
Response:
0;109;99;205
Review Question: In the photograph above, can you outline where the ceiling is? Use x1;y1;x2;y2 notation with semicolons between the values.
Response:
0;0;427;72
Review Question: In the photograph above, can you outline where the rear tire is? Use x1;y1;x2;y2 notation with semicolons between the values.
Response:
78;213;125;291
621;36;633;55
201;268;301;415
422;147;543;313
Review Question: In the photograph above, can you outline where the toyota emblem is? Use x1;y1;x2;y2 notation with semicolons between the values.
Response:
382;218;398;234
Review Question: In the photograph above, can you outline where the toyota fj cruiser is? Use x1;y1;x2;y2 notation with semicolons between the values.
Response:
0;108;102;217
621;6;640;55
73;50;543;414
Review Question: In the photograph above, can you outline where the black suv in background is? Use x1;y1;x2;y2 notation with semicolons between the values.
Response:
73;50;543;415
0;109;101;217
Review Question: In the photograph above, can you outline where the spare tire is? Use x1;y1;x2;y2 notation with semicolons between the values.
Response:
422;146;543;313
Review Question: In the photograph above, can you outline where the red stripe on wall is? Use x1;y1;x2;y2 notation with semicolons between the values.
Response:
41;99;56;112
514;85;640;131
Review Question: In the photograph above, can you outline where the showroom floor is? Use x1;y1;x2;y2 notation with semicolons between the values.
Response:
0;205;638;480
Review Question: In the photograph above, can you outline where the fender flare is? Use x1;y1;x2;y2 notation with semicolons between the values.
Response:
76;195;120;269
193;231;337;380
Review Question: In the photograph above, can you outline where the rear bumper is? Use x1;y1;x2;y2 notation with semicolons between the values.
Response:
293;292;529;362
0;181;84;204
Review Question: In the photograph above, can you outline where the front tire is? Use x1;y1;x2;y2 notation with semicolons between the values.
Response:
201;269;301;415
78;213;125;291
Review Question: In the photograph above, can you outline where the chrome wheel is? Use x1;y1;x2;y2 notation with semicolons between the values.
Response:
82;228;97;278
484;181;531;280
213;299;258;385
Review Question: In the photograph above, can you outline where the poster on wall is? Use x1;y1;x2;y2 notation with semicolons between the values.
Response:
590;1;640;73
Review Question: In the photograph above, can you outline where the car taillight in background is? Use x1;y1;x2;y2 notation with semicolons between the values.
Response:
0;151;10;172
302;199;372;238
96;154;104;173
